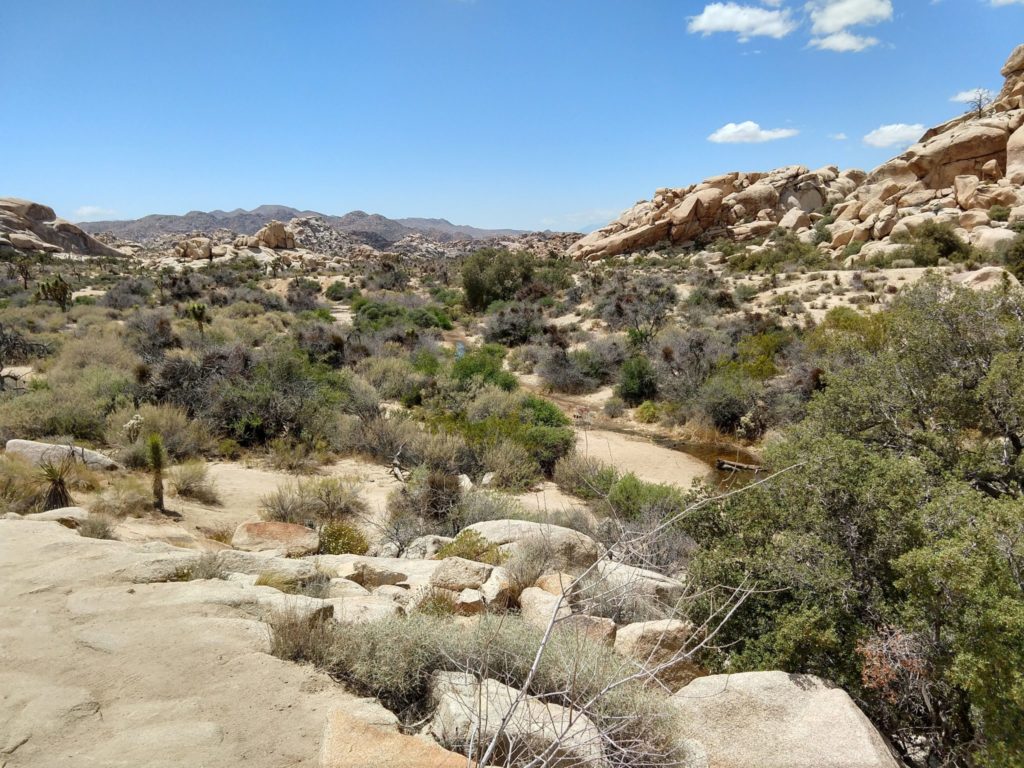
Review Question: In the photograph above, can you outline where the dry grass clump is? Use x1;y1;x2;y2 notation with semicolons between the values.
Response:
553;452;619;501
0;453;40;515
90;477;151;518
434;529;505;565
260;476;366;526
480;439;538;492
169;461;221;505
78;515;115;540
173;553;227;581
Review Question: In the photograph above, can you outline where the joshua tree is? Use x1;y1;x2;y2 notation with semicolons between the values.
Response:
34;274;73;312
185;302;211;338
148;434;165;512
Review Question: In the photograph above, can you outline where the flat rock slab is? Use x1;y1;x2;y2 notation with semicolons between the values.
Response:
0;519;385;767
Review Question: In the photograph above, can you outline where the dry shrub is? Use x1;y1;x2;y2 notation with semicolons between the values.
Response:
503;536;560;594
481;439;538;492
553;453;619;500
106;403;211;468
174;553;227;581
0;453;41;514
265;605;337;667
266;438;322;474
78;515;115;540
90;477;151;518
169;461;221;505
260;476;366;526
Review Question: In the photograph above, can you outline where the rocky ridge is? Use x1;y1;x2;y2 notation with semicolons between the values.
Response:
569;44;1024;262
0;198;126;258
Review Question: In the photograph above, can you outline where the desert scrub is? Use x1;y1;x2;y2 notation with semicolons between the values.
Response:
106;403;211;468
0;453;40;514
634;400;660;424
319;521;369;555
260;476;366;526
38;457;75;511
553;453;619;501
173;553;227;581
480;439;538;491
169;461;220;505
434;529;505;565
90;477;151;518
77;515;115;540
267;612;686;764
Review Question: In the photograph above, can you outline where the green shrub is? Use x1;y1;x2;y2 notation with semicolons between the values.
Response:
634;400;659;424
319;521;369;555
893;221;972;266
461;249;534;312
324;281;355;301
616;355;658;406
434;529;505;564
989;204;1011;222
451;345;517;391
602;397;626;418
607;473;685;521
553;453;619;500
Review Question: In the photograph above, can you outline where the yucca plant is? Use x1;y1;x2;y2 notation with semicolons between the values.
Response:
38;456;75;511
148;434;165;512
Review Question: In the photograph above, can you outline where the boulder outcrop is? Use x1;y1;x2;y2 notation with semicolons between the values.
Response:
569;45;1024;263
234;220;296;250
0;198;126;257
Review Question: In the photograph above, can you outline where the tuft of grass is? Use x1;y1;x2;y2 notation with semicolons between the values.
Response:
78;515;115;540
173;553;227;581
90;477;151;518
169;461;221;505
319;521;369;555
255;571;300;593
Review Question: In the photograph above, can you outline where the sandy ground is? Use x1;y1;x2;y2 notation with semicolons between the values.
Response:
0;519;395;768
576;429;710;489
169;459;403;539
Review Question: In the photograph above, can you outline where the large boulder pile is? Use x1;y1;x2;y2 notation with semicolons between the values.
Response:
569;165;859;260
0;198;126;257
570;44;1024;263
234;220;296;250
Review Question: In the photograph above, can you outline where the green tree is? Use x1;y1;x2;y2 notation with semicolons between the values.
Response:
460;248;534;312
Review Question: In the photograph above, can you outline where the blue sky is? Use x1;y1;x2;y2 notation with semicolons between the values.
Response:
2;1;1022;232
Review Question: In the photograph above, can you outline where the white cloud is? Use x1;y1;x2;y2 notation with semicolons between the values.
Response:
863;123;924;148
830;132;849;140
708;120;799;143
950;88;993;104
807;0;893;34
810;31;879;51
990;0;1024;5
73;205;116;220
688;3;798;41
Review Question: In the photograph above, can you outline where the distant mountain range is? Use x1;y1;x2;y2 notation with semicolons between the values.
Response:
78;205;528;246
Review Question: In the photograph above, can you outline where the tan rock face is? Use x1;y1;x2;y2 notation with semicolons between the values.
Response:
0;197;125;257
1008;124;1024;185
320;709;466;768
613;619;701;690
672;672;901;768
428;556;493;592
231;521;318;556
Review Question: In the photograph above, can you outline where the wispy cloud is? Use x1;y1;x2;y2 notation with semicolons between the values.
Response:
708;120;799;143
829;132;849;140
950;87;993;103
809;30;878;51
863;123;924;148
687;3;798;42
73;205;116;220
